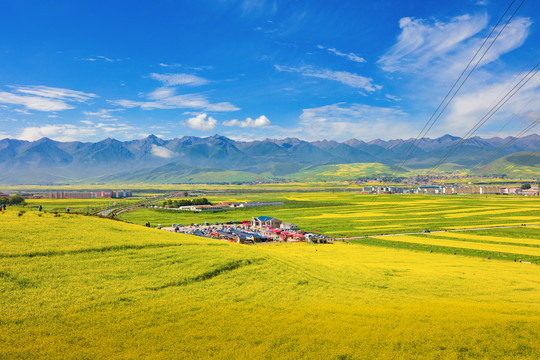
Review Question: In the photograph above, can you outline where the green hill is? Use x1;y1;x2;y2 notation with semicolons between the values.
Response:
287;162;400;181
476;151;540;176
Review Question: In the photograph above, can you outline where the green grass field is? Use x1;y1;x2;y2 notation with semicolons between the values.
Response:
1;209;539;359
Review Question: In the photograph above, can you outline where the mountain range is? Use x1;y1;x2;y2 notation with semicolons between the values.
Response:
0;134;539;184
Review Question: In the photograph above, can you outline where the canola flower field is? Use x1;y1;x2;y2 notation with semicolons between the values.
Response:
0;209;539;359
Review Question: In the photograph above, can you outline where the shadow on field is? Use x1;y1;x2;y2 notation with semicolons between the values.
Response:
148;258;264;290
0;243;227;259
0;270;35;288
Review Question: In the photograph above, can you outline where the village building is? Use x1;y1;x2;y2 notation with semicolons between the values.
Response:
280;222;298;230
252;215;282;229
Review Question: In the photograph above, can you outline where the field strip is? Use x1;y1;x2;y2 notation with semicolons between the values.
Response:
372;235;540;257
443;207;539;218
337;224;540;240
354;224;412;229
396;206;500;216
444;223;539;229
433;232;540;245
500;216;540;221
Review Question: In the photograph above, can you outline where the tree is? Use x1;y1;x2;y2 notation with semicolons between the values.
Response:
9;195;26;205
521;183;531;190
0;196;8;205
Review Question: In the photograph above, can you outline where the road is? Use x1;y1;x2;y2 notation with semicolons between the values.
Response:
336;224;539;240
97;207;119;217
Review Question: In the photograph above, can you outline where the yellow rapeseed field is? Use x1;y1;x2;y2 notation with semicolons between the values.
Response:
1;209;539;359
375;234;540;257
435;231;540;245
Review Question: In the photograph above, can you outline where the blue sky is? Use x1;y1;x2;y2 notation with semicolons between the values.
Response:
0;0;539;142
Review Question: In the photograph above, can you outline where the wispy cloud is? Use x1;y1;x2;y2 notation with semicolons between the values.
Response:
378;13;532;77
275;65;381;92
238;0;278;17
158;63;213;71
150;73;209;86
83;108;124;119
0;85;97;112
385;94;402;102
223;115;270;128
111;72;237;112
317;45;366;63
111;87;239;112
378;13;489;73
81;55;122;62
185;113;218;131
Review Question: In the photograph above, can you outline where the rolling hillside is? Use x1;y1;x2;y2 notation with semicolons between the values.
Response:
477;151;540;177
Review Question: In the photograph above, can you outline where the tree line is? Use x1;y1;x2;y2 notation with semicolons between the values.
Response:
163;198;212;207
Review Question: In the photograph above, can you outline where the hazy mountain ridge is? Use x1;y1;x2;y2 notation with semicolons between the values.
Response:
0;134;538;184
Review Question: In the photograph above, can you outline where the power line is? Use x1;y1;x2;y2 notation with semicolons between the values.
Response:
389;0;524;177
469;116;540;173
425;60;540;174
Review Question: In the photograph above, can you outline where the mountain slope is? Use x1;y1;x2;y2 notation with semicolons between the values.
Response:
0;134;538;184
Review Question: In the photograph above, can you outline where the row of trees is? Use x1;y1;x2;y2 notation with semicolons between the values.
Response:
163;198;212;207
0;195;26;206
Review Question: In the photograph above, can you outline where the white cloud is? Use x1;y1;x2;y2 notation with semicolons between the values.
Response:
15;121;137;142
185;113;218;131
317;45;366;63
439;70;540;135
275;65;381;92
298;103;413;141
223;115;270;128
18;124;98;141
0;85;97;112
111;88;239;112
151;144;178;159
0;91;72;111
150;73;209;86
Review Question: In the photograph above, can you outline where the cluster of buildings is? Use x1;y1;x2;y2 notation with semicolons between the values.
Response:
360;185;539;196
166;215;329;244
48;190;133;199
